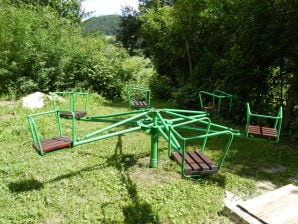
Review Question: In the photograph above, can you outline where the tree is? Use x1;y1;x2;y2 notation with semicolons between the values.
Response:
137;0;298;138
8;0;84;23
117;6;141;55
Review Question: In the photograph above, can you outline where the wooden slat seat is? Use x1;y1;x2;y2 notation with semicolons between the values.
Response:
203;106;217;113
60;111;87;119
171;150;218;175
32;136;72;154
131;101;148;108
248;125;277;139
204;106;230;113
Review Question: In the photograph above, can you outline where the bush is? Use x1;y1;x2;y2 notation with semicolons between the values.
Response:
172;83;198;109
149;75;173;100
0;4;153;101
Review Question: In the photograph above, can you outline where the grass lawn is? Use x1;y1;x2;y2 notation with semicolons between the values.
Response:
0;94;297;223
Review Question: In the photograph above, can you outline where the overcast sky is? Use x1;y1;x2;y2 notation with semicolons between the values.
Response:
81;0;139;18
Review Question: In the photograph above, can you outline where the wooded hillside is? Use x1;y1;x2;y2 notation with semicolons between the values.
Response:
81;15;120;35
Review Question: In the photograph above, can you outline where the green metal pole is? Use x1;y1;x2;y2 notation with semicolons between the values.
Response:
149;111;158;168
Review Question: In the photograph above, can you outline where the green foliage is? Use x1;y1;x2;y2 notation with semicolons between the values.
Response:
122;56;155;87
172;82;198;109
0;4;68;95
117;6;142;55
9;0;83;23
149;75;173;100
133;0;298;138
0;4;153;101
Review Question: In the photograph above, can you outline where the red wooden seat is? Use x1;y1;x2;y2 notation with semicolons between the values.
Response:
171;150;218;175
203;106;217;113
32;136;72;154
131;101;148;108
248;125;277;139
60;111;87;119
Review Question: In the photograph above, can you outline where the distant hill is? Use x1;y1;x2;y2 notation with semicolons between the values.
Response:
81;15;120;35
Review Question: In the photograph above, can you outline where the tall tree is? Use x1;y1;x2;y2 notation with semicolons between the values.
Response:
9;0;83;23
117;6;141;55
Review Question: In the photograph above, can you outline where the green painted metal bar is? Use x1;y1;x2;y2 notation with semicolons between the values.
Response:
27;110;67;155
169;122;234;178
165;114;208;124
27;116;42;153
171;116;211;129
246;103;283;142
158;126;180;151
199;90;233;112
126;85;151;108
156;111;180;150
74;126;142;146
83;109;147;120
214;90;233;112
170;117;211;151
168;117;212;157
58;110;75;144
196;119;236;132
156;110;169;130
162;108;207;115
149;111;158;168
274;106;283;128
84;111;148;138
173;117;212;151
159;110;211;151
181;139;187;177
51;91;89;114
246;103;251;137
162;110;207;122
275;107;283;142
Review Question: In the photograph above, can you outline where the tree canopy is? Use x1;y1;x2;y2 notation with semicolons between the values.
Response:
0;2;154;100
118;0;297;138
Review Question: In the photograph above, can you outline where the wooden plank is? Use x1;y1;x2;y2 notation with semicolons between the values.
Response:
188;151;209;170
171;152;192;171
131;101;147;108
204;106;216;112
248;125;277;138
184;152;201;171
194;150;218;171
171;150;218;175
33;136;72;153
238;184;298;224
60;111;86;119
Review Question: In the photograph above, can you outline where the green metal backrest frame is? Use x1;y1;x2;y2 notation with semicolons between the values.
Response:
27;110;76;155
51;91;88;113
199;90;233;113
245;103;283;142
168;117;234;178
125;85;151;108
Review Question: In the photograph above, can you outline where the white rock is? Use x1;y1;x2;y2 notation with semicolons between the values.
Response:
22;92;45;109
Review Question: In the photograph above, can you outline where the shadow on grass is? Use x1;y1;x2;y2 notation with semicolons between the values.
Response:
9;135;159;223
105;134;160;224
8;179;44;193
102;100;129;110
224;138;298;186
8;162;106;193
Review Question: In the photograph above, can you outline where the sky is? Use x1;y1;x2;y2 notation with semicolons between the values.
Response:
81;0;139;18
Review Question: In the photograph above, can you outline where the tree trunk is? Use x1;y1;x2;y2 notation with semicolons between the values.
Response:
185;37;193;79
283;69;298;133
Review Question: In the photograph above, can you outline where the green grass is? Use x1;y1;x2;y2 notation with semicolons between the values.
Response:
0;95;297;223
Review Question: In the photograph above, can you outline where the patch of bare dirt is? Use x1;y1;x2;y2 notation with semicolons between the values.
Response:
0;113;14;121
129;156;181;187
0;100;16;106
